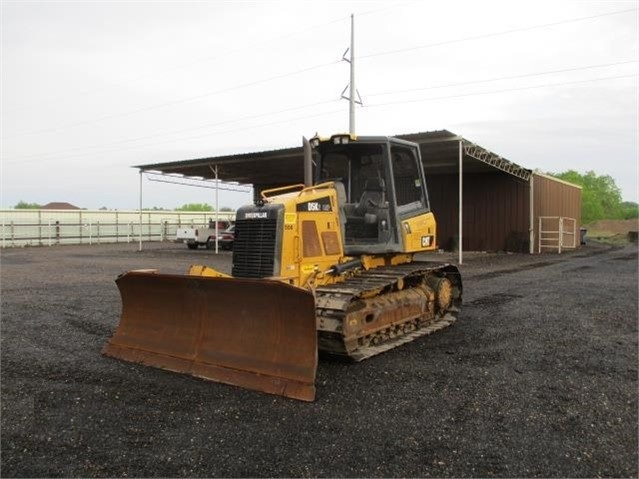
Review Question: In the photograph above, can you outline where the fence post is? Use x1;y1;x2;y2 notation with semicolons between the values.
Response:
537;217;541;254
38;210;42;246
97;221;100;244
115;211;119;243
79;211;83;244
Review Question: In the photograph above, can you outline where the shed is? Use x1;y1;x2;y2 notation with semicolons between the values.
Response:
136;130;581;254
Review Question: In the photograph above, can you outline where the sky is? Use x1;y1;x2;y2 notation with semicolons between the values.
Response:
1;0;637;211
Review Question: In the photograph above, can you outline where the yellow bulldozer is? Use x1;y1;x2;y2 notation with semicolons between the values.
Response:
103;134;462;401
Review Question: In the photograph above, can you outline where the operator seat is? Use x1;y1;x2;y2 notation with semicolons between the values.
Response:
355;177;386;217
344;177;388;244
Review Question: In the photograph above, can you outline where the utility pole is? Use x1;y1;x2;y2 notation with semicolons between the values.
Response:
348;14;356;134
341;14;362;136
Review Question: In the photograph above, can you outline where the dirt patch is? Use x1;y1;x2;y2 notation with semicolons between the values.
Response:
585;218;639;235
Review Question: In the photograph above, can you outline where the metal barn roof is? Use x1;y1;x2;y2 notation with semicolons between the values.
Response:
135;130;533;185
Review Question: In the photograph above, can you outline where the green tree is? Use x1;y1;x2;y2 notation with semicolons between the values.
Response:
175;203;213;212
14;201;41;209
550;170;624;223
620;201;639;219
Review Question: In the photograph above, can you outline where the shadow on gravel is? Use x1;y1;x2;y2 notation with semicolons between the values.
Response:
471;261;555;281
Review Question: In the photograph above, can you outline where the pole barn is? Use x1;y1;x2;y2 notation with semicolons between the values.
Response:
136;130;581;255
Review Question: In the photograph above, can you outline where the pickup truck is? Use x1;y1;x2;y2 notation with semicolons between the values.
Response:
176;221;231;249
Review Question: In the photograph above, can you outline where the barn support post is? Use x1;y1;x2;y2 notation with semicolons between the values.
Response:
138;170;143;251
529;174;535;254
458;140;463;265
211;165;219;254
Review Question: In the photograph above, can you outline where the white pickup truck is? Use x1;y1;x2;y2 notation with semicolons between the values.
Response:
176;221;231;249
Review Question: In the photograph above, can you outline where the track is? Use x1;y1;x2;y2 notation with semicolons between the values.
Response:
315;261;462;361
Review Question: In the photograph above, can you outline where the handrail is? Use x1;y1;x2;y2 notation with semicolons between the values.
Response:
261;182;337;200
297;181;335;197
260;184;306;200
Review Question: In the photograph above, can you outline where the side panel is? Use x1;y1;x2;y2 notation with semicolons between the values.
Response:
400;211;438;252
533;173;582;249
273;185;345;287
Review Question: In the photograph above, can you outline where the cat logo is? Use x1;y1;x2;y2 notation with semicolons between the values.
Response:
245;212;268;219
421;235;432;247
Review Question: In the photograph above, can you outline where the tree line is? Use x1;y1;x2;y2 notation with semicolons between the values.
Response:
550;171;638;224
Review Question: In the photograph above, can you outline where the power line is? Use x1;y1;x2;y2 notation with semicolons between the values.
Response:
8;60;635;162
367;60;638;97
7;7;635;142
5;7;634;142
367;74;637;108
4;107;347;166
5;3;419;115
359;7;638;60
5;74;634;167
6;98;341;162
3;59;342;140
5;14;350;113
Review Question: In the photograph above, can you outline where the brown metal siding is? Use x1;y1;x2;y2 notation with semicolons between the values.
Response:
253;172;581;254
533;173;582;249
427;172;530;252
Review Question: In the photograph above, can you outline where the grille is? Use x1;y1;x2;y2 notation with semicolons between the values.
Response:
232;218;278;278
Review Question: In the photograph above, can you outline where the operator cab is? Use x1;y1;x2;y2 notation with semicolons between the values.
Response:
312;134;431;255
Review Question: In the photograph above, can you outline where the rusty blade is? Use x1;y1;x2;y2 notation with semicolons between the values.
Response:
102;271;317;401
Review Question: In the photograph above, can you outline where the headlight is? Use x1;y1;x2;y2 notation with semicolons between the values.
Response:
331;134;351;144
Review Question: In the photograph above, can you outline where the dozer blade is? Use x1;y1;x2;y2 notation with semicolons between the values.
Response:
102;271;318;401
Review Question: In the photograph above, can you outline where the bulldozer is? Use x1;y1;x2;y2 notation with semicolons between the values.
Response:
103;134;462;401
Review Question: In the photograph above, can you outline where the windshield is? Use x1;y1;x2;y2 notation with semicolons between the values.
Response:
318;143;386;202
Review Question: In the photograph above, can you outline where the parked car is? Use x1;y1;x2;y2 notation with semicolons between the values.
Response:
176;220;231;250
214;225;235;250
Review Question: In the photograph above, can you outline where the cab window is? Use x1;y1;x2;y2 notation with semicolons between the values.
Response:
390;145;429;213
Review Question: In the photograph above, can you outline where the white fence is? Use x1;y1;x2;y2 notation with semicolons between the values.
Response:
538;216;577;254
0;209;236;248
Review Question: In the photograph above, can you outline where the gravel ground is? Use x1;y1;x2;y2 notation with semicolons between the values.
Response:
1;241;637;478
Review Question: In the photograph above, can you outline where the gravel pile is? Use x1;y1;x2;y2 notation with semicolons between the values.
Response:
1;241;637;477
